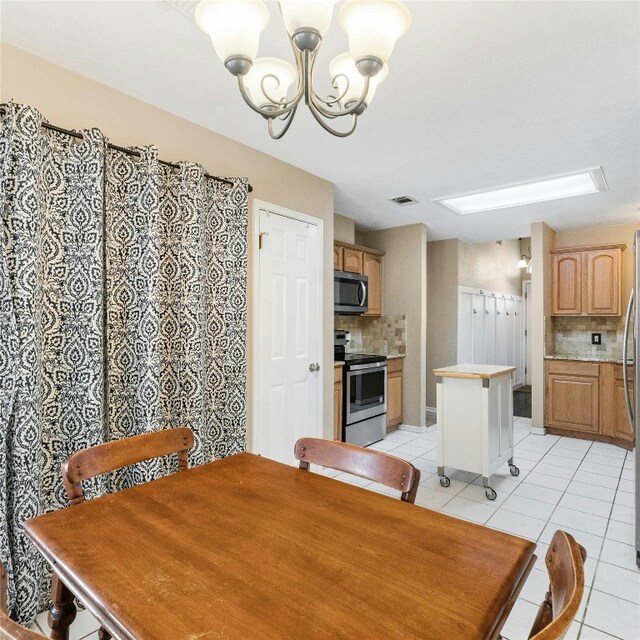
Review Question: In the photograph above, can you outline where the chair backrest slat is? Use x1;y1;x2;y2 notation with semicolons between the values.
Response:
62;427;194;505
528;530;587;640
294;437;420;503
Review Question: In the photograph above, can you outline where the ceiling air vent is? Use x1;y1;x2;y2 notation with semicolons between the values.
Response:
390;195;418;206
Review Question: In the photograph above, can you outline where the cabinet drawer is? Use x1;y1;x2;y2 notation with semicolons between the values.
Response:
546;360;599;377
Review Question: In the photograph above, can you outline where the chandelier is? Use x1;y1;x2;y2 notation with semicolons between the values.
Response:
195;1;411;138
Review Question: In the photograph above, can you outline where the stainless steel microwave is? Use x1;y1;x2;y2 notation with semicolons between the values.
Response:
335;271;368;315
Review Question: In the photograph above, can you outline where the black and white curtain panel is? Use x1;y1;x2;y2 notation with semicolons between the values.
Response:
0;103;248;624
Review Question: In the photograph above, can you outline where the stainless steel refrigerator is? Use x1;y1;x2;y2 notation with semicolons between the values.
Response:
623;229;639;568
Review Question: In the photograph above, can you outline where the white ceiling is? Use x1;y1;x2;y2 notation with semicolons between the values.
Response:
1;0;639;241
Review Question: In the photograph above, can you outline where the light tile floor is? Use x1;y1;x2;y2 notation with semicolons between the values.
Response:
28;418;638;639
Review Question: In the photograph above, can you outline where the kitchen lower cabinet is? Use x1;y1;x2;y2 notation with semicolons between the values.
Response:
546;361;599;434
386;357;404;430
545;359;634;449
334;365;343;441
602;364;635;446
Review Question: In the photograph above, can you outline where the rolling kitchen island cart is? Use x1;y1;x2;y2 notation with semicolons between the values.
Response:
433;364;519;500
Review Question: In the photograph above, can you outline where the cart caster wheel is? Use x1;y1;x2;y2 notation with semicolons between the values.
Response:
485;487;497;501
440;476;451;488
509;465;520;477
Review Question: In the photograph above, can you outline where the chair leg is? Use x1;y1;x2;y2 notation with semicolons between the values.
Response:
48;573;76;640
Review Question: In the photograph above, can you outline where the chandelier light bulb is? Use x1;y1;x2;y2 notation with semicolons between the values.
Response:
517;257;528;269
339;0;411;65
243;57;297;108
279;1;336;38
196;0;270;72
329;53;388;108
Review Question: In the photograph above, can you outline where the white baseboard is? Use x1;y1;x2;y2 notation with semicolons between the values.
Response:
530;426;547;436
399;424;430;434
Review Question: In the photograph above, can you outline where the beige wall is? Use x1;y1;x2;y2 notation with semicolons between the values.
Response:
334;213;355;244
458;239;522;296
1;44;335;443
426;239;459;407
364;224;428;427
530;222;555;430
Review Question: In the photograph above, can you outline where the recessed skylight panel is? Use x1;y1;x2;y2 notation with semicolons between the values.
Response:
433;168;608;215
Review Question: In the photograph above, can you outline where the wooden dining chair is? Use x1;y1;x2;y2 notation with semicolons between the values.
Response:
62;426;194;505
294;437;421;503
518;530;586;640
58;427;194;640
0;562;47;639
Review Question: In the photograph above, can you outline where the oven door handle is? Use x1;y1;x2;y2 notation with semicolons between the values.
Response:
348;362;388;372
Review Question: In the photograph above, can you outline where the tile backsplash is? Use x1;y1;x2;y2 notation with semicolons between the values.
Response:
551;316;625;359
335;315;406;356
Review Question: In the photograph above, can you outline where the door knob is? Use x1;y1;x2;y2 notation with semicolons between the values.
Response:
309;363;320;372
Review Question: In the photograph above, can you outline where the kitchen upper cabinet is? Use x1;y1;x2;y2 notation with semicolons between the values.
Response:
334;245;343;271
585;249;621;315
343;247;363;274
551;252;582;315
334;241;385;316
545;359;634;449
363;253;382;316
386;358;404;429
550;244;625;316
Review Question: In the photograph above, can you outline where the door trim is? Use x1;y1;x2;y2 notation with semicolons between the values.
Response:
251;199;324;454
523;279;532;387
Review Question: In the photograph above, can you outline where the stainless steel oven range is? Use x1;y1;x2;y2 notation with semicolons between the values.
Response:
343;356;387;446
334;331;387;447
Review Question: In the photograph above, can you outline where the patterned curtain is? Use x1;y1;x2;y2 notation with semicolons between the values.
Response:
0;103;248;624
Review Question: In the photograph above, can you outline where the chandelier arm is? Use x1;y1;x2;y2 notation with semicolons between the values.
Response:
308;62;371;118
268;105;298;140
307;102;359;138
312;75;351;109
237;76;300;118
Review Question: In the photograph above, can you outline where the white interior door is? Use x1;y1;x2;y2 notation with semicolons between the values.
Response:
255;207;322;465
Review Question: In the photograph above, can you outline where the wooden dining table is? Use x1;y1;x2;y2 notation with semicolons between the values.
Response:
25;452;536;640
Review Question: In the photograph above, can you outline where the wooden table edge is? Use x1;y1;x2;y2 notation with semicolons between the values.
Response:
487;553;538;640
23;527;130;640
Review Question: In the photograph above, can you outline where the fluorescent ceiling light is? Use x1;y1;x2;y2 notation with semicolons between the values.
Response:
433;168;608;215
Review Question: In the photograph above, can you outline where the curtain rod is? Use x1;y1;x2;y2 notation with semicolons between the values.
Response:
0;109;253;193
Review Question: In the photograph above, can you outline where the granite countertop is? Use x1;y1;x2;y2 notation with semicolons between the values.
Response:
386;354;406;359
334;361;344;366
334;354;404;366
545;354;634;365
